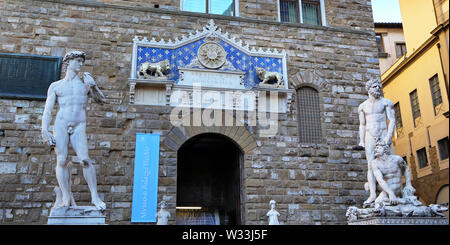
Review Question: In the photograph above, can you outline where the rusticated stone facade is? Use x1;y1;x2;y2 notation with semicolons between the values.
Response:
0;0;379;224
94;0;376;32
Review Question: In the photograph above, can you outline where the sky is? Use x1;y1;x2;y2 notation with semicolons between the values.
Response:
371;0;403;23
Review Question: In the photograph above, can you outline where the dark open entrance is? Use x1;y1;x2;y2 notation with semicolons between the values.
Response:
176;133;243;225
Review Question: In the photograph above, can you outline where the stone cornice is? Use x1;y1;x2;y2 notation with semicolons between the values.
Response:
32;0;373;36
431;18;449;36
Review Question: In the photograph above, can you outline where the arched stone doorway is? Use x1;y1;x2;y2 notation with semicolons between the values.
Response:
175;133;244;225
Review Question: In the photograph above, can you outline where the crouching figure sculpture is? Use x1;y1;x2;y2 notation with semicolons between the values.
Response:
370;141;420;207
346;139;448;223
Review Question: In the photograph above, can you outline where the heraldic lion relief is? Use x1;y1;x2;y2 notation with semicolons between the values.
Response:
255;67;284;87
138;59;171;79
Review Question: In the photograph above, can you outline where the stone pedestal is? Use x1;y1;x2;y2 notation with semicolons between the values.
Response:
348;217;448;225
48;206;106;225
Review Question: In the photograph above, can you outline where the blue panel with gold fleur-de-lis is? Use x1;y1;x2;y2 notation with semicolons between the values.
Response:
136;38;283;89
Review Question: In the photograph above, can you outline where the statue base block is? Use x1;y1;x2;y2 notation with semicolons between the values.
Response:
48;206;106;225
348;217;448;225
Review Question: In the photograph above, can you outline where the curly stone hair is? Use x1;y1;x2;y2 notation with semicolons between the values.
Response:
63;50;86;63
365;78;382;92
374;139;390;156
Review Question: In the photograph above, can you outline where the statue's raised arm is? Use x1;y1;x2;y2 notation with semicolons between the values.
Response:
83;72;106;104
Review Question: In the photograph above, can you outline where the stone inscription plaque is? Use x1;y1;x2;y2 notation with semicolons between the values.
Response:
178;67;246;89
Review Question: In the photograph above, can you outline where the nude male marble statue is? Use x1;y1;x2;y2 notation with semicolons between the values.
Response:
346;140;448;222
371;141;418;207
41;50;106;210
358;79;395;205
347;79;448;223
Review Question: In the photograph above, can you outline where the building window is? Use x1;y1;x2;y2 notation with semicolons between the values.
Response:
416;147;429;169
375;34;384;53
279;0;324;25
375;33;388;58
409;89;421;127
280;0;299;23
438;137;449;160
297;86;322;143
393;102;403;130
181;0;236;16
302;0;321;25
0;53;62;100
395;42;407;58
429;74;443;115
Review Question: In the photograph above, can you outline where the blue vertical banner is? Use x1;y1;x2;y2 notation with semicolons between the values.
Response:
131;133;160;223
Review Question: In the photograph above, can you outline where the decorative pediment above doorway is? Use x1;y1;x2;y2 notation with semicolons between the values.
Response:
129;20;293;112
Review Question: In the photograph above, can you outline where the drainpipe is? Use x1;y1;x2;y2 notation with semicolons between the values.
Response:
437;43;450;118
432;0;449;117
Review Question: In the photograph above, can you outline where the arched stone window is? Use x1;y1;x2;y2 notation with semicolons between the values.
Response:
297;86;322;143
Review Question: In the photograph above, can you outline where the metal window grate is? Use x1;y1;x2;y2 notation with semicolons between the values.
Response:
302;0;321;25
395;43;406;58
394;102;403;129
409;89;421;120
280;0;299;23
416;147;428;169
297;86;322;143
438;137;449;160
376;34;384;53
429;74;442;109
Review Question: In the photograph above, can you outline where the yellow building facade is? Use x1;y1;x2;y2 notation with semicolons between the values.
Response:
381;0;449;213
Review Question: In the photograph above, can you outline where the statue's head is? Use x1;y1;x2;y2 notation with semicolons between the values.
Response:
374;140;390;158
255;67;264;76
161;59;170;72
159;200;167;209
365;79;383;98
63;50;86;63
269;200;276;208
256;67;268;81
63;51;86;72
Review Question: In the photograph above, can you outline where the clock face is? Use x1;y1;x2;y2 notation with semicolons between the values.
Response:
198;42;227;69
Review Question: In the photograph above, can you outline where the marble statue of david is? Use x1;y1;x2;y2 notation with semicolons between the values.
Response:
41;51;106;210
